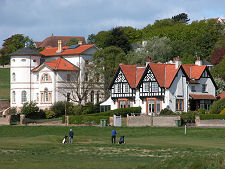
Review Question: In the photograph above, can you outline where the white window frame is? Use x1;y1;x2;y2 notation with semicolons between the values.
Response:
143;82;150;92
152;82;158;92
21;91;27;103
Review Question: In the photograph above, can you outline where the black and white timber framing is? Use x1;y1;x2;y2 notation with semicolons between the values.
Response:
111;70;135;99
139;67;165;98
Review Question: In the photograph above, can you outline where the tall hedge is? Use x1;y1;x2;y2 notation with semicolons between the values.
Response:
62;115;109;125
200;114;225;120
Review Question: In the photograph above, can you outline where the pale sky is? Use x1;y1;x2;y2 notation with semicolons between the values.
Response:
0;0;225;46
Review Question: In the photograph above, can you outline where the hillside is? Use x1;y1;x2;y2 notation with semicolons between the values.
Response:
0;68;10;100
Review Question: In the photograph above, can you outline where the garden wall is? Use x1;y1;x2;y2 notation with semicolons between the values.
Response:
195;116;225;127
0;99;9;111
0;115;11;125
127;115;180;127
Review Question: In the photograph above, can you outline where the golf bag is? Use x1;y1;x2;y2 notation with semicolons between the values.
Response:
62;135;68;144
119;136;125;144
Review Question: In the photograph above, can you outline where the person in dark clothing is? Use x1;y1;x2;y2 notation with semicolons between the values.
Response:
69;129;74;144
111;129;117;144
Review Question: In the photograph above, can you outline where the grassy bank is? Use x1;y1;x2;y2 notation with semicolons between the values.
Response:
0;68;10;100
0;126;225;169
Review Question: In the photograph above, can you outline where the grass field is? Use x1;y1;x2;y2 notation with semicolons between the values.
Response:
0;68;10;100
0;126;225;169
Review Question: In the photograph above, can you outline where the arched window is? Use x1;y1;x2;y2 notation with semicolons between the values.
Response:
44;88;49;102
45;74;49;81
90;91;94;103
21;91;27;103
96;91;100;103
41;73;51;83
12;91;16;103
12;73;16;82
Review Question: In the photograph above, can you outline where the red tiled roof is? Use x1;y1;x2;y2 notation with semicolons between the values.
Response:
40;45;94;56
32;57;79;71
182;64;206;79
120;65;137;88
35;36;86;48
45;57;79;71
189;94;216;100
120;65;145;88
217;91;225;100
136;67;145;86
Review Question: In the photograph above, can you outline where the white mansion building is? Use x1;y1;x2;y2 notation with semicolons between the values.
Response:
10;41;104;110
101;57;217;115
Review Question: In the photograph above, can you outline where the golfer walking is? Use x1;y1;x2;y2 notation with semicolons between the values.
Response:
111;129;117;144
69;129;74;144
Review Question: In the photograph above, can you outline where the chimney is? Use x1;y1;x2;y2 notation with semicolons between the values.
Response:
146;56;152;67
195;57;202;66
78;41;83;45
56;40;62;53
175;56;181;69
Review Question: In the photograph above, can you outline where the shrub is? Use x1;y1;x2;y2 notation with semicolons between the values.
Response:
88;107;141;117
198;108;206;114
209;98;225;114
8;107;17;115
220;108;225;115
200;114;225;120
21;101;43;119
44;110;56;119
181;111;198;124
70;105;83;115
160;108;174;115
82;103;100;114
50;101;74;117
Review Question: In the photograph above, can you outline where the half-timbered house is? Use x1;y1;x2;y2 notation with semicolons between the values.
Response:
101;57;217;115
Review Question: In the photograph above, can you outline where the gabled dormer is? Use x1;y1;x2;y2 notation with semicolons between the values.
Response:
110;65;137;99
137;64;165;98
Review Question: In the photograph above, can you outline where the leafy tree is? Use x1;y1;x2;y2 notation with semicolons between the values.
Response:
0;34;35;65
214;77;225;95
211;57;225;80
172;13;190;24
92;46;126;97
127;36;172;64
181;53;195;64
87;34;96;44
94;31;111;48
21;101;43;119
211;45;225;65
105;27;131;54
119;26;142;44
65;38;79;46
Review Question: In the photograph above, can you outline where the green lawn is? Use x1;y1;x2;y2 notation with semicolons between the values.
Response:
0;126;225;169
0;68;10;100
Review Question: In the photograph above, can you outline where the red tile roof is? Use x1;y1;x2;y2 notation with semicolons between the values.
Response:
114;63;210;89
182;64;206;79
35;36;86;48
189;94;216;100
32;57;79;71
119;65;145;88
217;91;225;100
40;45;94;56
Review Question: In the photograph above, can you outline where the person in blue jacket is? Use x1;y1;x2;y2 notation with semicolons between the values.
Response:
111;129;117;144
69;129;74;144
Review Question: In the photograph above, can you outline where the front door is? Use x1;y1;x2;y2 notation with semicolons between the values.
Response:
148;100;155;116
